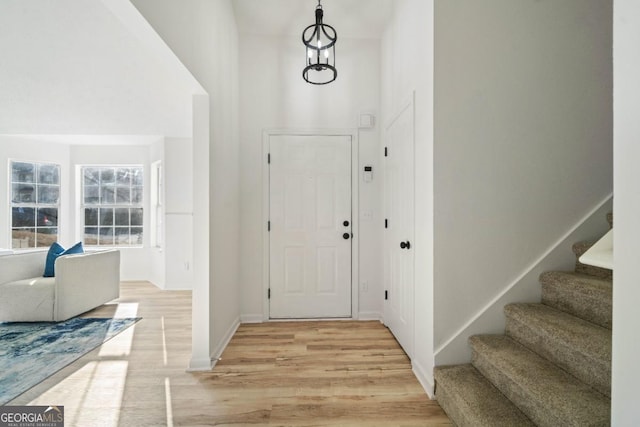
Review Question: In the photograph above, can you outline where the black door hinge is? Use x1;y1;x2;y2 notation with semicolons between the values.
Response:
268;288;271;299
268;221;271;231
385;219;388;229
384;147;388;157
385;290;388;300
268;153;271;164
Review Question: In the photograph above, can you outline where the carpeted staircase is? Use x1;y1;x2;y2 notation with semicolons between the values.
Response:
434;214;613;426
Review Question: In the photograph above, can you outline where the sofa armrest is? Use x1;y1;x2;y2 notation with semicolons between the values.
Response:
54;250;120;321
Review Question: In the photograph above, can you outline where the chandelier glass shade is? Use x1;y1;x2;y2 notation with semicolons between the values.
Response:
302;0;337;85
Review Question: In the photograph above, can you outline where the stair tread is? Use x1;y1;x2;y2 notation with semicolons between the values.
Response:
541;270;612;287
540;271;612;329
505;303;611;361
470;335;610;427
505;303;611;396
435;364;535;427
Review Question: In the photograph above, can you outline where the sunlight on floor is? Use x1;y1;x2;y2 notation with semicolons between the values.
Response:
98;303;139;358
112;302;139;319
161;316;168;366
29;361;129;427
165;377;174;427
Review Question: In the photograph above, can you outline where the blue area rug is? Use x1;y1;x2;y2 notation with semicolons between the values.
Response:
0;317;140;405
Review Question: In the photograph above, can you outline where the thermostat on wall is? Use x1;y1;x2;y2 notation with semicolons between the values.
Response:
363;166;373;183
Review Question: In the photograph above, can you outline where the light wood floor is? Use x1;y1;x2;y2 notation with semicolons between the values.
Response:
9;282;451;426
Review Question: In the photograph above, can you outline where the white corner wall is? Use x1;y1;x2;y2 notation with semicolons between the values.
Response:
163;138;194;290
132;0;241;367
381;0;435;393
433;0;613;365
612;0;640;424
238;34;383;321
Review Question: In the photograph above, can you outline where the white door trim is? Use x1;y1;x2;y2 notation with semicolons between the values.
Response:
262;128;359;321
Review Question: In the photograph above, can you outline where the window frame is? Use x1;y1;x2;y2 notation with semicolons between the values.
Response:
9;159;61;250
80;165;144;248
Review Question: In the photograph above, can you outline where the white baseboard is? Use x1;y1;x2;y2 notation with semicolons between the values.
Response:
413;359;435;399
163;283;194;291
212;316;241;363
240;314;264;323
186;357;214;372
357;311;382;321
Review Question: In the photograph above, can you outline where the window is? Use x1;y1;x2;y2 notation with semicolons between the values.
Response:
82;166;143;246
10;161;60;249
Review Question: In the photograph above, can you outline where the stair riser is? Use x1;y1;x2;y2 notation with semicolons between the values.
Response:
572;242;613;279
434;382;468;427
505;316;611;397
470;336;610;427
541;282;612;329
471;349;562;427
435;365;535;427
575;262;613;280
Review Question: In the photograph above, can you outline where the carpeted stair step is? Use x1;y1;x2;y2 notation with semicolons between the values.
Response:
540;271;612;329
504;303;611;397
573;242;613;279
470;335;610;427
434;364;535;427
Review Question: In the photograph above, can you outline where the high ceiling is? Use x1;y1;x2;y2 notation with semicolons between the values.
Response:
0;0;201;138
232;0;394;39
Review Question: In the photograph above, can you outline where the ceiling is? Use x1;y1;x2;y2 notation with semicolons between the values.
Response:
232;0;394;39
0;0;200;138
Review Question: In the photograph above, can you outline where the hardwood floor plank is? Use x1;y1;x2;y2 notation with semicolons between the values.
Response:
7;282;451;426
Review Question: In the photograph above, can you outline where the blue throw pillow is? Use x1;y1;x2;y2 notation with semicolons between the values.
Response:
43;242;84;277
43;242;65;277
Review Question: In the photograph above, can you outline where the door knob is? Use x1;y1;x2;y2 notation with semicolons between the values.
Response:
343;220;350;227
343;233;350;240
400;241;411;249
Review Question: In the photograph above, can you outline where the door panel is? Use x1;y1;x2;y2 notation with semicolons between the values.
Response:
269;135;352;318
384;99;415;358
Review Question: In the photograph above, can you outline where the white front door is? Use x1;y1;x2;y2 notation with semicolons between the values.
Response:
384;98;415;357
269;135;352;318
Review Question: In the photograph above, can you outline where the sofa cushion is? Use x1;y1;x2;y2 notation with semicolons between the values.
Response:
0;277;56;322
43;242;84;278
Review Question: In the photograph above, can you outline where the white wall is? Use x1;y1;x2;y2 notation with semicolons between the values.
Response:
381;0;435;393
0;136;72;249
0;0;195;137
237;34;383;320
149;139;165;288
163;138;194;290
433;0;612;364
612;0;640;424
131;0;241;368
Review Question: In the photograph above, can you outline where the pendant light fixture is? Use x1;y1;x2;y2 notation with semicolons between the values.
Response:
302;0;337;85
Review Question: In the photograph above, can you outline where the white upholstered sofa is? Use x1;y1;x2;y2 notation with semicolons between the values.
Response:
0;250;120;322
